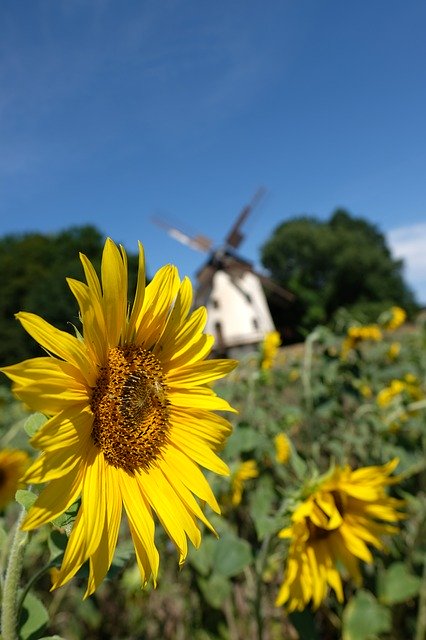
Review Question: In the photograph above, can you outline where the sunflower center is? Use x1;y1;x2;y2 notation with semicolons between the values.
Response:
307;491;346;541
90;345;170;473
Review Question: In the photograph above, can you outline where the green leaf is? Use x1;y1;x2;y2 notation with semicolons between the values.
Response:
225;425;264;457
289;448;308;480
106;540;135;578
188;535;217;577
18;591;48;640
24;412;48;437
249;475;282;539
289;610;320;640
197;573;232;609
51;499;80;530
15;489;37;511
213;532;252;577
48;529;68;562
342;590;392;640
38;636;67;640
377;562;421;604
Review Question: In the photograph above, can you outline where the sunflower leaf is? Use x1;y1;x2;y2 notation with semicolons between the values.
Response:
249;474;282;539
15;489;37;511
18;591;48;640
342;589;392;640
377;562;421;604
51;499;80;531
197;573;232;609
213;532;252;577
188;535;216;576
24;412;48;437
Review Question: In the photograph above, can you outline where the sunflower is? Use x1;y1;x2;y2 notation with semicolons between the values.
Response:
274;433;291;465
229;460;259;507
0;449;29;509
260;330;281;370
341;324;382;358
1;239;237;597
276;459;404;612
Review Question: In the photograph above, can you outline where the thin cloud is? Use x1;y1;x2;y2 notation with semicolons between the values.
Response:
388;222;426;303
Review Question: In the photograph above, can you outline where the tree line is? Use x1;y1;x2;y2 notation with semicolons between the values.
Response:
0;211;418;364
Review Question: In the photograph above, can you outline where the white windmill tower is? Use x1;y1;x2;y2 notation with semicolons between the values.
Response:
152;189;294;357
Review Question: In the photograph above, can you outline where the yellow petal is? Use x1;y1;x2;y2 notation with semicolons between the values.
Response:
52;507;89;589
137;464;201;561
126;241;146;341
171;429;229;475
15;312;96;385
101;239;128;347
169;389;237;413
81;447;106;558
152;277;193;358
166;359;238;387
22;462;84;529
118;469;159;580
32;407;93;451
136;265;180;350
162;445;221;513
66;278;107;364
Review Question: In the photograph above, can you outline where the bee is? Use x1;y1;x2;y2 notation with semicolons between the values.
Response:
121;373;167;425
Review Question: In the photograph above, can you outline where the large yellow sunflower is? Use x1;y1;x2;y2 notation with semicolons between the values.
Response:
1;239;237;597
276;458;404;612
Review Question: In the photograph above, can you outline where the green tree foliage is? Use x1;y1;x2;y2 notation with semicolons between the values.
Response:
0;225;140;365
261;209;418;337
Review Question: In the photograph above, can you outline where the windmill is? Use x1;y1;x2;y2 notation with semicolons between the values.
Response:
152;188;294;357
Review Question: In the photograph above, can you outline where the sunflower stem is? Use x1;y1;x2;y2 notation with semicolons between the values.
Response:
415;555;426;640
1;506;28;640
253;534;271;640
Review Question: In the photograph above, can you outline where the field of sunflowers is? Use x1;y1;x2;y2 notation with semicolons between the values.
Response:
0;241;425;640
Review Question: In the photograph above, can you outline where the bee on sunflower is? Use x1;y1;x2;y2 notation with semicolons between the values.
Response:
1;238;237;597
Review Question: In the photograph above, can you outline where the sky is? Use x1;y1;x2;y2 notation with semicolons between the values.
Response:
1;1;426;303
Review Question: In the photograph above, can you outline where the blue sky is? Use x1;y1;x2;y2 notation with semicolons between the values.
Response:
1;1;426;302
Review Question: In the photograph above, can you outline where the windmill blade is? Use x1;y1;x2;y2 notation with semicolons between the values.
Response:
230;263;294;302
255;271;295;301
151;215;213;253
220;254;295;302
224;187;266;250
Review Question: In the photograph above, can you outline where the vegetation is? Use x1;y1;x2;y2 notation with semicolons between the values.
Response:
261;209;419;339
1;309;425;640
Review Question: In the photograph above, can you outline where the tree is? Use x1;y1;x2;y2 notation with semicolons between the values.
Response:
0;226;140;365
261;209;418;338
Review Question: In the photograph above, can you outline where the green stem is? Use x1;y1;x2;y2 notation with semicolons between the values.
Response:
16;559;56;620
254;535;271;640
1;506;28;640
415;556;426;640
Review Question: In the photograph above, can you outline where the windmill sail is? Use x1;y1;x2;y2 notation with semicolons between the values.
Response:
152;188;294;356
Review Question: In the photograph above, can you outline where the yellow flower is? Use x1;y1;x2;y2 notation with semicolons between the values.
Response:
276;459;404;612
404;372;418;385
359;384;372;399
0;449;29;509
385;306;407;331
274;433;291;464
260;330;281;370
1;239;237;597
230;460;258;506
377;377;423;407
387;342;401;360
341;324;382;358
